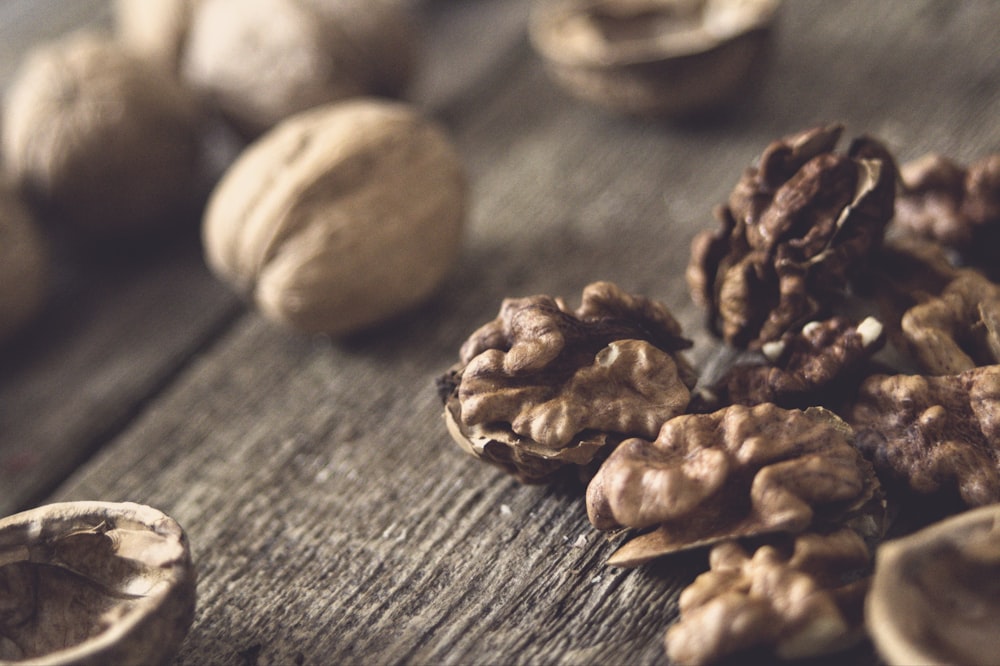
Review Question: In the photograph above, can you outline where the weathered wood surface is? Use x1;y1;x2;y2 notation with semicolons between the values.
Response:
3;1;1000;664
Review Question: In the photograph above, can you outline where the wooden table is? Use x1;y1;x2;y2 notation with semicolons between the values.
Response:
3;1;999;663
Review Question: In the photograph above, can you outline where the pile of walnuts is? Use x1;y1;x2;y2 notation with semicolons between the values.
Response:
438;123;1000;664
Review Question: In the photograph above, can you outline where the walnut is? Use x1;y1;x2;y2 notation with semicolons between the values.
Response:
438;281;695;483
202;98;466;336
850;366;1000;508
893;152;1000;266
665;529;870;665
181;0;418;137
866;504;1000;666
586;404;882;566
0;501;196;665
686;123;897;348
114;0;196;75
1;32;202;235
0;179;48;344
900;269;1000;375
694;316;885;411
528;0;780;117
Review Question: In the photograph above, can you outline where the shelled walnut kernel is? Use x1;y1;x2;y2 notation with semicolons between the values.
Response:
438;281;695;482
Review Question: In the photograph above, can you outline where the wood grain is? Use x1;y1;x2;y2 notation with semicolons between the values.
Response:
3;0;1000;664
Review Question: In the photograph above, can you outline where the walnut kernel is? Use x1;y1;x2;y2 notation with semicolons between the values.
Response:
202;98;466;336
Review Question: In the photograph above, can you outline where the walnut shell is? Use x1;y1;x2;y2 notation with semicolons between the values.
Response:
202;98;466;335
866;503;1000;666
528;0;780;117
114;0;196;75
0;501;196;665
0;179;48;344
181;0;418;136
1;32;202;235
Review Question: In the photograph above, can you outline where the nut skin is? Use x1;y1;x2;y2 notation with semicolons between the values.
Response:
203;98;466;336
181;0;418;137
867;504;1000;666
438;281;695;483
528;0;780;117
666;529;870;665
0;179;48;344
586;404;881;565
687;123;897;349
693;316;886;411
0;501;195;666
850;366;1000;508
2;32;202;236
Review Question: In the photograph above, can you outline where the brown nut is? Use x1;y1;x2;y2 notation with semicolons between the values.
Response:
665;529;870;665
203;98;466;336
0;179;48;344
587;404;882;566
687;123;896;348
0;501;196;666
437;281;695;483
694;315;885;411
528;0;780;117
181;0;418;137
850;366;1000;508
900;269;1000;375
893;152;1000;267
866;504;1000;666
2;32;202;236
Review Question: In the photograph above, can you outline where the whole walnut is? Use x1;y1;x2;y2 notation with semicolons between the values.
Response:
0;179;48;344
2;32;202;235
181;0;418;137
115;0;197;75
202;98;466;336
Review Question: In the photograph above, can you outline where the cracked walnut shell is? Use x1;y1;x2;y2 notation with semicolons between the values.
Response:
850;366;1000;508
0;502;195;666
202;98;466;336
438;281;695;483
586;403;881;566
687;123;896;348
528;0;780;117
867;504;1000;666
666;529;870;665
2;32;202;235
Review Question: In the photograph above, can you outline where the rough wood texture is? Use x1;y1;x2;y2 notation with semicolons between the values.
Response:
3;1;1000;664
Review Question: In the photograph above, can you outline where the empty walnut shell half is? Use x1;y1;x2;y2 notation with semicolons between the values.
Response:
0;502;196;666
528;0;780;117
867;503;1000;666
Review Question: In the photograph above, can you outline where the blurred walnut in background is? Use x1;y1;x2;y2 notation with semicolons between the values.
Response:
2;32;202;236
0;179;48;344
117;0;420;137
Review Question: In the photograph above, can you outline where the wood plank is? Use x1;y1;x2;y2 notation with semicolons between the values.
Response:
15;0;1000;664
0;0;532;514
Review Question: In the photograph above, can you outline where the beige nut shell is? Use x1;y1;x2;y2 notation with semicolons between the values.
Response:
1;32;201;234
0;501;196;666
0;180;48;344
866;503;1000;666
203;98;466;336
